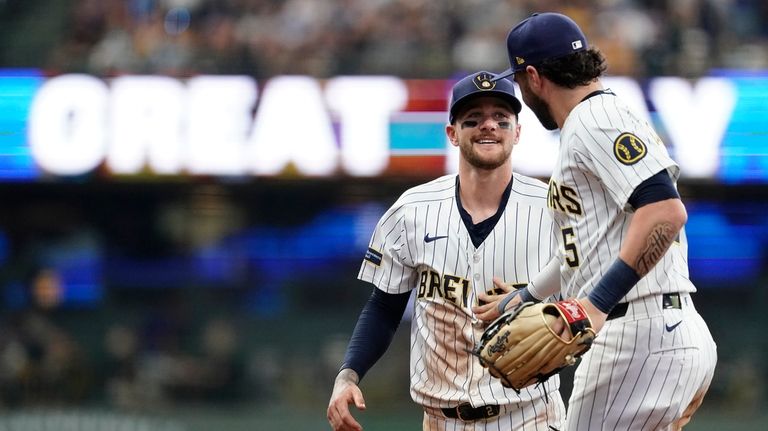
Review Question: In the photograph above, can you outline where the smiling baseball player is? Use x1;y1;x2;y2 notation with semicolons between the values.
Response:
327;71;564;431
477;12;718;431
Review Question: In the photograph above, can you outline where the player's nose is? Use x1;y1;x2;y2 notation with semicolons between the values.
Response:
478;116;497;131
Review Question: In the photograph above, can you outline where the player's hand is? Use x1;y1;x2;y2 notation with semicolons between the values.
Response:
472;277;518;323
549;313;570;340
542;298;605;342
327;368;366;431
576;297;607;334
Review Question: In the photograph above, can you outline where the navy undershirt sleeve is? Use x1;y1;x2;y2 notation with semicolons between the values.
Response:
627;170;680;210
340;287;411;380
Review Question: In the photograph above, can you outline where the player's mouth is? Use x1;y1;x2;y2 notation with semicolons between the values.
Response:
474;138;500;145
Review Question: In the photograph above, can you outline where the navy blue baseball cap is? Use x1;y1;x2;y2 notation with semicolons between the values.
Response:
448;71;522;123
493;12;588;81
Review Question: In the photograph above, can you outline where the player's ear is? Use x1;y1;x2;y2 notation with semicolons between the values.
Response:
525;65;543;90
446;124;459;147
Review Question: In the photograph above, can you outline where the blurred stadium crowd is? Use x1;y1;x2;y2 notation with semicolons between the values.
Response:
0;278;246;409
0;182;374;412
0;0;766;78
0;184;320;410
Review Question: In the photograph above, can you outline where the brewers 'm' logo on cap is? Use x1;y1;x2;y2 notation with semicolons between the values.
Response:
473;72;496;90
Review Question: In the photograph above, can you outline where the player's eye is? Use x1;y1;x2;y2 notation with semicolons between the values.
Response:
498;121;512;129
461;120;479;129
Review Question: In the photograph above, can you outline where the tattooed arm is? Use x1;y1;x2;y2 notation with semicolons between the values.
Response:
577;198;687;333
619;198;687;277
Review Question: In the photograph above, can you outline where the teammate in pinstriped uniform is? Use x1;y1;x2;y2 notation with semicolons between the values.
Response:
327;72;565;431
477;12;717;431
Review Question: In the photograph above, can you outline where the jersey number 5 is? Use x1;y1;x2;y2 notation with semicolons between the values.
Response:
561;227;580;267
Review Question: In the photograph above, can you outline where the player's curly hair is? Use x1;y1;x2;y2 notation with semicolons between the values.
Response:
536;48;607;89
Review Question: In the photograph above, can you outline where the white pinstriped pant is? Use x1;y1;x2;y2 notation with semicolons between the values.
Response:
567;293;717;431
422;394;565;431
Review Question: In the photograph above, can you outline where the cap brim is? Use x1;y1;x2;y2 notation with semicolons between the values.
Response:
490;68;515;82
450;91;522;121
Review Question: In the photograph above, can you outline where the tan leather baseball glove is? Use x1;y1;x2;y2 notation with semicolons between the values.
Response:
473;299;596;391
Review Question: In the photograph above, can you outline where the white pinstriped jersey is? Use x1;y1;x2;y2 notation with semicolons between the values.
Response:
358;173;559;409
554;90;717;430
550;91;697;301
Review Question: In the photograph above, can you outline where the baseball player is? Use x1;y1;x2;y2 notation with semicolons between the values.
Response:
475;13;718;430
327;71;565;431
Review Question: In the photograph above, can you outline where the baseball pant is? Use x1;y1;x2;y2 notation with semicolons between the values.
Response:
567;293;717;430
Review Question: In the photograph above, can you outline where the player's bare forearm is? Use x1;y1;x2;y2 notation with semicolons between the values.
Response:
635;222;677;275
328;368;366;431
576;199;686;334
619;198;687;277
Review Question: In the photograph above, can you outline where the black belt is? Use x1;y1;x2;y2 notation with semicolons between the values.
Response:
607;293;682;321
442;403;500;421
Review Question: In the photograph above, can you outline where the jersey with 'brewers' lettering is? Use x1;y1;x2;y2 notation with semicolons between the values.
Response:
358;173;557;409
549;90;697;301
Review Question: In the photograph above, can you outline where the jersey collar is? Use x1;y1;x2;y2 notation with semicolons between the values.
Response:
580;88;615;103
455;174;514;248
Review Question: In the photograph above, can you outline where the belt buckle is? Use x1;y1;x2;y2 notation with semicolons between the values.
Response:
456;403;498;421
456;403;473;421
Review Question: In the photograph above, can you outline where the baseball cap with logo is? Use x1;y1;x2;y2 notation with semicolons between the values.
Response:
493;12;588;81
448;71;522;123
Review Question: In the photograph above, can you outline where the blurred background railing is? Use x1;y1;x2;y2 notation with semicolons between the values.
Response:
1;1;768;430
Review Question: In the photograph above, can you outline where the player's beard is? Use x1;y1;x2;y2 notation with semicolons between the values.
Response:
526;91;558;131
517;73;559;131
459;139;512;170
